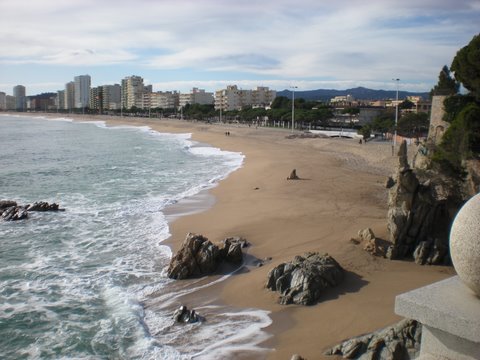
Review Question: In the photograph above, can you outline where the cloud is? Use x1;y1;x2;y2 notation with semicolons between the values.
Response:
0;0;478;93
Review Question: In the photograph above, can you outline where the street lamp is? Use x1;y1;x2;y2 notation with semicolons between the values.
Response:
291;86;298;132
392;78;400;155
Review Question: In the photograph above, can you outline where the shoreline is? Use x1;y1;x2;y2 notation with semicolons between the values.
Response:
3;113;455;359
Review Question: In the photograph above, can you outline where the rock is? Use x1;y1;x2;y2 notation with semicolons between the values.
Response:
385;140;461;265
325;319;421;360
358;228;375;242
167;233;246;279
26;201;62;212
0;200;17;210
287;169;300;180
223;238;243;264
173;305;201;323
266;252;344;305
1;206;28;221
385;176;395;189
290;355;306;360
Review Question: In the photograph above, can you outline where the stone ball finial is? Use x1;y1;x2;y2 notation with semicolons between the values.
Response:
450;193;480;297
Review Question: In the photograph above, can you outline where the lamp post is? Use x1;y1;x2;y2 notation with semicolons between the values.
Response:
291;86;298;132
392;78;400;155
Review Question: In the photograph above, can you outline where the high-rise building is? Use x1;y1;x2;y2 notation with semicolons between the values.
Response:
13;85;26;111
56;90;65;110
0;92;6;110
179;88;214;108
64;82;75;110
121;75;146;109
103;84;121;110
89;86;103;111
74;74;91;109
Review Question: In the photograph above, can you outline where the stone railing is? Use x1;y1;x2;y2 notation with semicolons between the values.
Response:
395;193;480;360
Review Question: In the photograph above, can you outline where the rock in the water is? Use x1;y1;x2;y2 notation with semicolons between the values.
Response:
167;233;246;279
26;201;61;211
266;252;344;305
1;206;28;221
325;319;421;360
173;305;201;323
0;200;17;210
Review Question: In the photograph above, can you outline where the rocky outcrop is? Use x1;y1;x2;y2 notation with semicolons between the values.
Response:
167;233;247;279
26;201;62;212
325;319;421;359
1;205;28;221
1;200;64;221
173;305;201;324
265;252;344;305
0;200;17;210
385;141;461;265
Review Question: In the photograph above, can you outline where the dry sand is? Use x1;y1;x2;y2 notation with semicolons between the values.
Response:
32;114;456;359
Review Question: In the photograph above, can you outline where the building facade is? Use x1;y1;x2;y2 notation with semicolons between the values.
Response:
64;81;75;110
179;88;214;107
215;85;276;111
74;75;91;109
13;85;26;111
144;91;179;109
0;92;6;110
121;75;146;109
103;84;121;110
56;90;65;110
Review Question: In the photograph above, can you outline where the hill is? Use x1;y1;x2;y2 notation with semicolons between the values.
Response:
276;86;429;101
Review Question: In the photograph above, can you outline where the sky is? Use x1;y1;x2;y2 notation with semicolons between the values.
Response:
0;0;479;96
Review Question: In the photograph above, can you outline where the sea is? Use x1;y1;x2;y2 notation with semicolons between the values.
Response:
0;115;272;359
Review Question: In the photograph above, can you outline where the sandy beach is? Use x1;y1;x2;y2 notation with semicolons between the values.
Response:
30;114;456;358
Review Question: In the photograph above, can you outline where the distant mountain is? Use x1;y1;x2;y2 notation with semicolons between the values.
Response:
276;86;429;101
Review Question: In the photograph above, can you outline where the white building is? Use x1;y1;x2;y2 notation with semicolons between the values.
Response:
144;91;179;109
179;88;214;107
74;75;91;109
215;85;276;111
13;85;26;111
121;75;146;109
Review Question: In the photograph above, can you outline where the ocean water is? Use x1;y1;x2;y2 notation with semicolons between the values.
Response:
0;115;271;359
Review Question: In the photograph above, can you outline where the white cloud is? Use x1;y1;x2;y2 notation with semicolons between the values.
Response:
0;0;478;93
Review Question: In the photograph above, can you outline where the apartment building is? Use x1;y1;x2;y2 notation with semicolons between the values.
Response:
64;81;75;110
215;85;276;111
0;92;6;110
56;90;65;110
144;91;179;109
179;88;214;107
121;75;147;109
74;75;91;108
103;84;121;110
13;85;26;111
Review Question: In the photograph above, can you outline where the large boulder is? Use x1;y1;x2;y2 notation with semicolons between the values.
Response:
325;319;421;360
385;141;461;265
167;233;246;279
266;252;344;305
